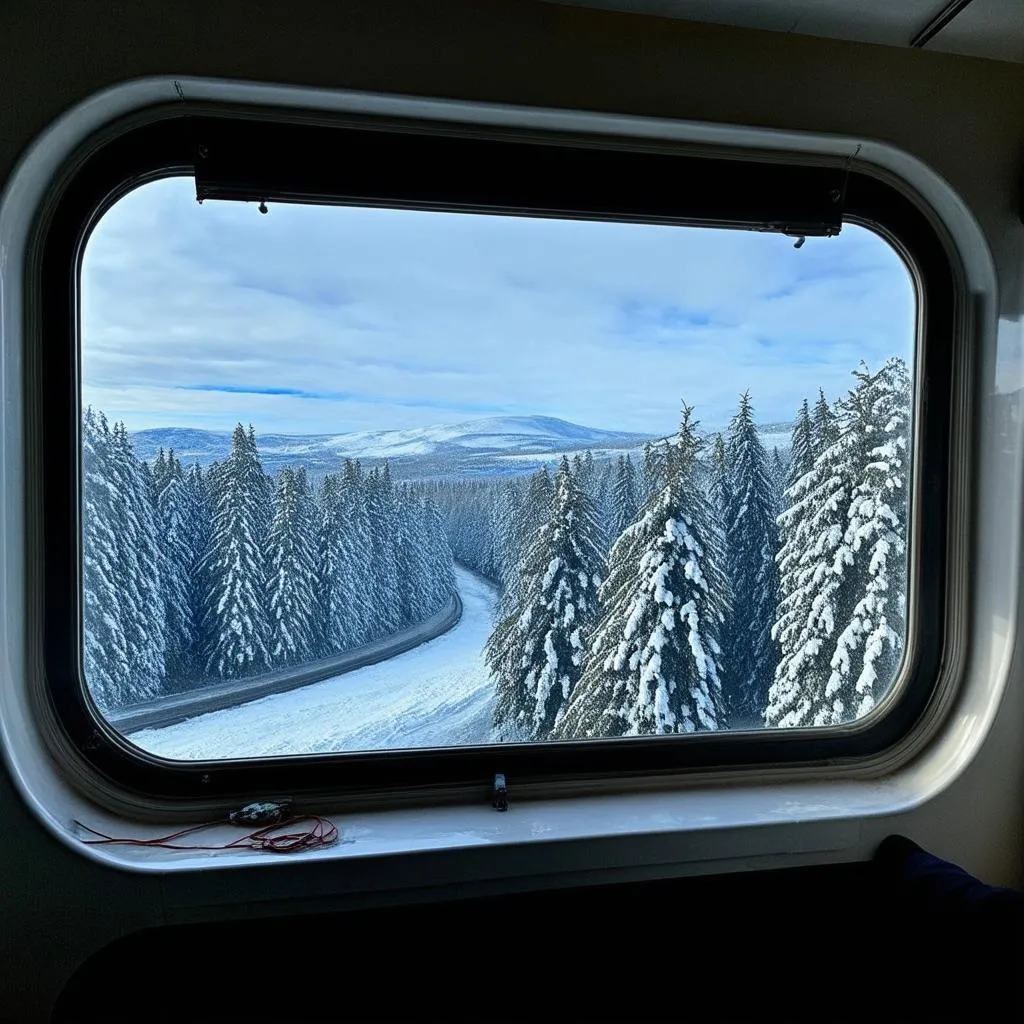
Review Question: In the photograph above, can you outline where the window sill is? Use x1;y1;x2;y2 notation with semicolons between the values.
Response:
55;759;956;881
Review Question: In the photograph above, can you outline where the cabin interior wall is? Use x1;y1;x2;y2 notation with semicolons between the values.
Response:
2;1;1024;1017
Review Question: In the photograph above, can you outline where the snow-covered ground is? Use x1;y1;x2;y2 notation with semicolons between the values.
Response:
129;567;498;759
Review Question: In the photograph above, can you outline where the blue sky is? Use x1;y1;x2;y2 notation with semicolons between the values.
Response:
81;176;915;436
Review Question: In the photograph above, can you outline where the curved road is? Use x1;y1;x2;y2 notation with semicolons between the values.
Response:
110;590;462;734
128;567;499;759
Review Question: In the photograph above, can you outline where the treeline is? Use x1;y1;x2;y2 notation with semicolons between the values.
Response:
475;357;910;739
82;415;455;710
427;442;785;589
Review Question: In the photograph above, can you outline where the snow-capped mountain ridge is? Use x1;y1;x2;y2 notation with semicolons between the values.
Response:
131;415;654;476
132;413;795;479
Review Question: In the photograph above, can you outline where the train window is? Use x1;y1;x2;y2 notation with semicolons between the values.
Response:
36;112;955;802
82;178;916;759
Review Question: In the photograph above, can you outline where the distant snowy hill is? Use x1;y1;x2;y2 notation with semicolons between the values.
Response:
132;415;654;478
133;414;794;479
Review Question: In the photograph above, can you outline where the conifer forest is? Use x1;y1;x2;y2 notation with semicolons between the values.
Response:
83;357;911;742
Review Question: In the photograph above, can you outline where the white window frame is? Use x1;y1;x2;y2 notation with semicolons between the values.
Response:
0;77;1004;890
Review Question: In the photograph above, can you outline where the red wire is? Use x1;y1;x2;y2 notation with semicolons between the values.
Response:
77;815;339;853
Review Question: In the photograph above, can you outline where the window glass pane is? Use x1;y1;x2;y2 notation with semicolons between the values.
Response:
80;176;916;759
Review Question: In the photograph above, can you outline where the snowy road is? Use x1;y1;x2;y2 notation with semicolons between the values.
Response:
109;593;462;733
129;567;499;759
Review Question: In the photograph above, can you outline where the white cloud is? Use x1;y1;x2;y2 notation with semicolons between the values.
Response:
81;176;915;435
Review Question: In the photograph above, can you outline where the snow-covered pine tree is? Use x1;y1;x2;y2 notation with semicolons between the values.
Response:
313;467;369;656
489;481;523;601
769;468;846;727
770;447;788;512
593;458;616;546
429;477;510;582
719;393;780;725
523;466;554;531
265;466;317;666
774;401;815;572
183;462;213;673
706;430;734;700
398;488;457;622
81;409;130;710
151;448;169;494
486;456;605;740
767;359;912;727
109;420;167;701
479;480;505;584
571;450;597;500
496;467;554;615
769;399;817;713
708;433;730;523
477;492;500;585
153;449;199;682
420;493;457;613
392;481;418;627
608;454;640;545
250;424;275;541
788;399;814;487
205;459;226;510
363;462;402;639
312;472;343;656
823;359;911;720
812;388;839;456
81;417;167;708
201;423;271;678
138;458;155;504
396;482;447;627
337;459;375;645
641;439;667;502
556;407;726;738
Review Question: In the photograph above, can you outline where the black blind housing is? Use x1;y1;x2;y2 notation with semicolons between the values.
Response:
192;115;846;237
